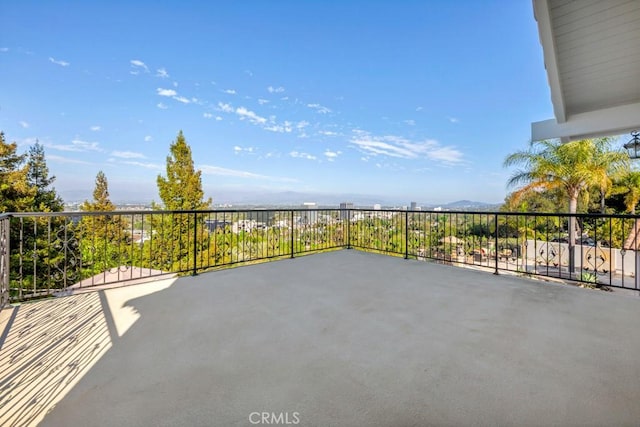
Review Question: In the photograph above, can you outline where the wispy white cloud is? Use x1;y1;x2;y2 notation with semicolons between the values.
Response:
130;59;149;73
289;151;316;160
200;164;297;183
122;161;162;170
267;86;285;93
223;89;236;94
235;107;267;124
324;150;341;161
215;116;223;121
111;150;145;159
258;99;269;105
144;135;153;142
245;70;253;77
319;130;338;136
416;106;423;111
307;103;332;114
203;112;213;119
157;103;168;109
48;139;103;153
447;116;459;123
264;120;293;133
218;102;234;113
350;130;463;164
173;96;190;104
0;48;8;52
157;88;177;97
49;57;69;67
233;146;257;155
19;121;29;129
90;125;101;131
157;87;191;104
404;120;416;126
156;68;169;78
48;154;91;165
218;101;303;135
425;146;464;163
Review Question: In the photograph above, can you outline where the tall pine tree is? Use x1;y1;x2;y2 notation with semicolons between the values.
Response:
146;131;211;272
157;130;211;210
1;132;37;297
80;171;130;275
27;141;64;212
20;141;67;294
82;171;116;212
0;131;35;212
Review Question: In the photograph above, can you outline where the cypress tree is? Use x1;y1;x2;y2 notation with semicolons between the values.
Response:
80;171;130;275
27;141;64;212
146;131;211;272
157;130;211;210
0;131;35;212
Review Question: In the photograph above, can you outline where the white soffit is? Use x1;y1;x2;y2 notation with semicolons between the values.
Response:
531;0;640;141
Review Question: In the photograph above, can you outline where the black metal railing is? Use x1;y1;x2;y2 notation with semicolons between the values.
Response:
0;209;347;304
1;208;639;307
348;209;640;292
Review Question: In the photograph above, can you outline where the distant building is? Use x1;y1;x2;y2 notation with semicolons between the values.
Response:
232;219;262;233
410;201;417;210
204;219;232;232
373;204;381;210
340;202;353;220
301;202;318;225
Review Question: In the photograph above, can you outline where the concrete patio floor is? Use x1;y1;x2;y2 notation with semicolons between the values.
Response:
2;250;640;426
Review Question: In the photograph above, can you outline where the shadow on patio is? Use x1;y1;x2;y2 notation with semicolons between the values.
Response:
3;250;640;426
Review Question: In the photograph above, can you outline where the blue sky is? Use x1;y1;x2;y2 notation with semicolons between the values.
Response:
1;1;556;205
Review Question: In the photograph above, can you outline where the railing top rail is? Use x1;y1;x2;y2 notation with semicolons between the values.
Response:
2;209;640;220
0;208;345;219
350;208;640;219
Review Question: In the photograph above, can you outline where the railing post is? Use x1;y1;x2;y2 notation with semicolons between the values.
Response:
290;210;295;258
19;218;23;300
494;213;499;275
405;210;409;259
0;216;10;310
347;209;351;249
192;211;198;276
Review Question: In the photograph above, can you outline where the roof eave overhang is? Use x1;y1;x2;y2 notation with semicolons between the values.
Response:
531;102;640;142
533;0;566;123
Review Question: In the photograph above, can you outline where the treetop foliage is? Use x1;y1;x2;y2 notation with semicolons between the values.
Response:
157;130;211;211
27;142;63;212
81;170;115;212
0;131;36;213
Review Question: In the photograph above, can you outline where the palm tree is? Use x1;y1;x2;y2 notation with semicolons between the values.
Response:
613;170;640;214
504;138;627;271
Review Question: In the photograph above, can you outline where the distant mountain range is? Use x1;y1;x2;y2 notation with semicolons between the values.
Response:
433;200;501;209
